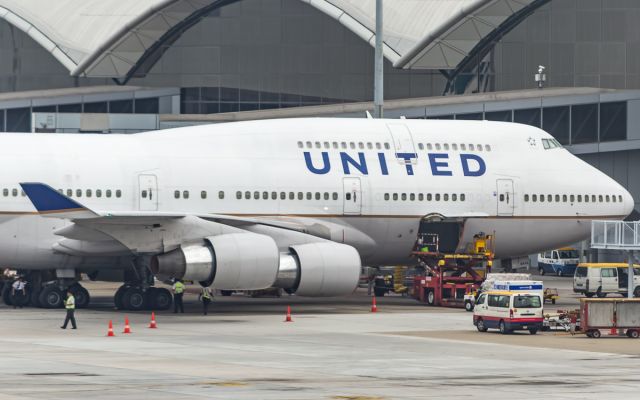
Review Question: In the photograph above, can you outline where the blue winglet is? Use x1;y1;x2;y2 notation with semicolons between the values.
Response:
20;183;87;213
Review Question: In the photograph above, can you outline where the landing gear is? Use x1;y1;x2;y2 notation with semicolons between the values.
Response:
38;284;64;308
114;284;172;311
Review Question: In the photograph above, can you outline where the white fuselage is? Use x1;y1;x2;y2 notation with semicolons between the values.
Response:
0;118;633;270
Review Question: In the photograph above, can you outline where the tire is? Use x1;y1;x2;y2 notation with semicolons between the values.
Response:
69;284;90;309
30;289;42;307
629;330;639;339
220;290;233;296
529;328;538;335
114;285;129;310
2;285;13;306
596;288;607;298
551;299;556;305
539;268;545;276
374;287;386;297
499;320;510;335
122;287;146;311
426;290;435;306
38;285;64;309
585;292;595;298
591;329;601;338
464;301;474;312
476;318;488;332
634;287;640;298
152;288;172;311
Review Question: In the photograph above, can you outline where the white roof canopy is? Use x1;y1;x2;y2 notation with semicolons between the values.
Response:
0;0;543;80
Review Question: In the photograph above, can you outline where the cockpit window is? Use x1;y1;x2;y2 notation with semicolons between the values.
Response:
541;138;562;150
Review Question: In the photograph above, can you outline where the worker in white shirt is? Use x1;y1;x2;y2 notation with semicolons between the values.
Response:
11;277;26;309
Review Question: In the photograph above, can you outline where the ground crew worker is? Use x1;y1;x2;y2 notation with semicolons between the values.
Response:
198;286;213;315
11;277;26;309
172;279;185;313
60;290;77;329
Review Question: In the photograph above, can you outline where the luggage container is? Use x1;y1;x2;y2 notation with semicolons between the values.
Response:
580;298;640;338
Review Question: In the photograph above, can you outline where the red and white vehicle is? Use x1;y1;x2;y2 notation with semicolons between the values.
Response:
473;290;544;334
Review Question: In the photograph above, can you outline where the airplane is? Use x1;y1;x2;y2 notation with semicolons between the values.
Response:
0;117;633;310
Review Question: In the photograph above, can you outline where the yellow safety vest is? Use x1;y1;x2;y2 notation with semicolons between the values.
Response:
65;295;75;310
174;282;185;294
202;288;211;300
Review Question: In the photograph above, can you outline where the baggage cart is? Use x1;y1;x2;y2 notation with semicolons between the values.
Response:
580;298;640;338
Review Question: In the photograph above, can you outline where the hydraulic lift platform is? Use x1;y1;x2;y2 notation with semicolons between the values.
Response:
411;233;494;308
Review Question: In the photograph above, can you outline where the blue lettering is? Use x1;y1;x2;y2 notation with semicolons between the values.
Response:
377;153;389;175
396;153;417;175
340;152;368;175
460;154;486;177
304;151;330;174
428;153;452;176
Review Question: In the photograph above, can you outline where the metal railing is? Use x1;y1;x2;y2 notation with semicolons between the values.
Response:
591;220;640;250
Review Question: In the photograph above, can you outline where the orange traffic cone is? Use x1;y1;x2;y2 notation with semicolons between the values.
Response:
149;312;157;329
123;316;131;334
107;320;115;337
285;306;293;322
371;296;377;312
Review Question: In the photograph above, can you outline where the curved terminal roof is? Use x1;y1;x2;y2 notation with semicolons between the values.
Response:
0;0;544;80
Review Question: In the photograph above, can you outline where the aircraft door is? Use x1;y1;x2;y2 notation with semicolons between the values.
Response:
138;174;158;211
386;123;417;164
496;179;514;216
343;177;362;215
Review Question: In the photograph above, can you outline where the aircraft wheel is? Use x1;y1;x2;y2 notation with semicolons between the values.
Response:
153;288;172;310
114;285;130;310
30;289;42;307
69;283;90;309
38;285;64;309
122;287;146;311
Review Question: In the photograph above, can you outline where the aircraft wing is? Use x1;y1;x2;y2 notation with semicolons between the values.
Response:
20;182;371;256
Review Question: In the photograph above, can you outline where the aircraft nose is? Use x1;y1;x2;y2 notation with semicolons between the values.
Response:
622;187;635;218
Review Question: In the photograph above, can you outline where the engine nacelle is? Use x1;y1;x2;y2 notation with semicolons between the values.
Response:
274;242;361;297
150;233;279;290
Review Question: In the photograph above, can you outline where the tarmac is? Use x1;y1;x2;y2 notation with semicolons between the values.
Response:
0;275;639;399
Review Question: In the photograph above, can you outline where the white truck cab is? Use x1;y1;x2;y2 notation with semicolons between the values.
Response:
473;290;543;334
573;263;640;298
537;248;579;276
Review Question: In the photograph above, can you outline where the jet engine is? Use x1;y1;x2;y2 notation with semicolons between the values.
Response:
273;242;361;297
150;233;280;290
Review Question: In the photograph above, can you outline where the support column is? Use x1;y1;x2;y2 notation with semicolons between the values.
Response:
373;0;384;118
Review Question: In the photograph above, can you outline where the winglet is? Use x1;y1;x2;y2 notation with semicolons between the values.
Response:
20;183;99;219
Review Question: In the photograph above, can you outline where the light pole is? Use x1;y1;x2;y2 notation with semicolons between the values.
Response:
374;0;383;118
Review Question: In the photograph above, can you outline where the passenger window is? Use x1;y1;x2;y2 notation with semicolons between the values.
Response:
349;142;355;149
254;191;260;200
298;192;303;200
599;195;603;202
201;191;207;199
452;193;457;201
86;189;92;197
401;193;407;201
367;142;373;150
333;192;338;200
612;195;617;203
324;142;330;149
116;190;122;198
418;143;424;150
563;195;567;202
332;142;338;149
444;194;449;201
306;141;312;148
435;194;441;201
539;194;544;202
485;145;491;151
469;144;475;151
460;144;466;151
20;190;25;197
96;189;102;198
289;192;295;200
297;141;303;148
2;189;7;197
106;190;112;198
619;195;623;202
409;193;415;201
427;143;433;150
271;192;277;200
236;191;242;200
443;143;449;151
324;192;329;200
315;141;321;149
476;144;482;152
262;191;268;200
315;192;321;200
555;194;560;202
384;143;390;150
219;191;224;199
358;142;364;149
460;193;465;201
570;195;575;203
141;190;148;198
524;194;529;202
280;192;286;200
592;195;596;202
452;143;458;151
577;195;582;202
76;189;82;198
547;195;552;202
306;192;312;200
584;195;589;203
175;191;182;199
393;193;398;201
435;143;441;150
246;191;253;199
418;193;424;201
606;195;611;202
427;193;432;201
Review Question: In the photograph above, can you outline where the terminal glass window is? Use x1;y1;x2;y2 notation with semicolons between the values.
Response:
456;112;483;120
84;102;107;113
514;108;541;128
571;104;598;144
599;102;626;142
543;106;570;145
135;98;159;114
485;110;511;122
6;108;30;132
0;110;4;132
109;100;134;114
58;103;82;113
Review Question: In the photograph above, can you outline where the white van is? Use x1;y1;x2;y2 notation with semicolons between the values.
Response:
537;247;579;276
473;290;543;334
573;263;640;298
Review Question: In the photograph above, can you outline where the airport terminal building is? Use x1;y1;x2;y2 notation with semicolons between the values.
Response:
0;0;639;261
